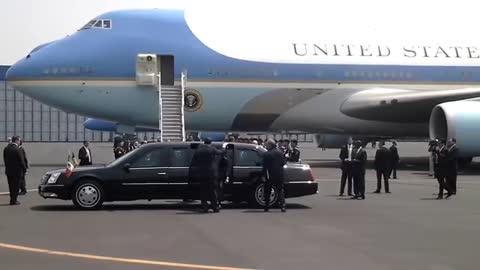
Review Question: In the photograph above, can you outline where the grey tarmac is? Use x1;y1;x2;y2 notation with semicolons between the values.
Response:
0;143;479;270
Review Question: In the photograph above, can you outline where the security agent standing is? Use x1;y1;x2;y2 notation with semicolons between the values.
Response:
263;139;287;212
190;138;222;213
78;140;92;166
339;137;354;196
3;136;27;205
374;141;391;193
288;139;301;162
445;138;459;195
114;141;126;159
18;139;29;195
389;141;400;179
351;140;367;200
435;140;453;199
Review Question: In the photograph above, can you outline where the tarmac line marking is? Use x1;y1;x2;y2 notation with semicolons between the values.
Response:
0;242;257;270
0;189;37;195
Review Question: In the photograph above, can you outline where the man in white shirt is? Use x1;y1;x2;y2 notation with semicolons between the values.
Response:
339;137;354;196
78;140;92;166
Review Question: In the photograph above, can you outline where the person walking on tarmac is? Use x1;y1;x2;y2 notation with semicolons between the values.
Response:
435;140;453;199
445;138;459;195
389;141;400;179
114;141;126;159
374;141;392;194
263;139;287;212
351;140;367;200
190;138;222;213
3;136;27;205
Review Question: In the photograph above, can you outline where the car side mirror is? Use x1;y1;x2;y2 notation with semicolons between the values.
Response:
123;163;131;172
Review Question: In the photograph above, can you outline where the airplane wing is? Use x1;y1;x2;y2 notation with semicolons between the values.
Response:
340;88;480;123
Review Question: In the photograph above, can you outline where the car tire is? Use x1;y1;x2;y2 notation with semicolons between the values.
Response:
72;179;104;210
249;181;278;208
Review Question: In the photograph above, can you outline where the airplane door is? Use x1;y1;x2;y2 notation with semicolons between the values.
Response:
158;55;174;86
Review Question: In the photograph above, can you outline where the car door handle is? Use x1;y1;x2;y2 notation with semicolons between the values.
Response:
157;172;167;175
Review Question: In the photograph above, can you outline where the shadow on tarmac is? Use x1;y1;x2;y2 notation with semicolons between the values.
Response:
30;202;311;212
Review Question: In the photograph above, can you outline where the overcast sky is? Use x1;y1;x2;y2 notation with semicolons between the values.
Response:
0;0;200;65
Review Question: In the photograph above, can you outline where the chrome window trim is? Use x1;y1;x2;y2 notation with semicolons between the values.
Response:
122;183;169;186
286;181;315;184
130;167;169;171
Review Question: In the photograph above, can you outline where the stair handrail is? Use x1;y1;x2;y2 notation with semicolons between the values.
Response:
158;72;163;142
180;71;187;141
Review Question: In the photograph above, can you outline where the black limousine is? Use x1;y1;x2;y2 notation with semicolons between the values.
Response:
39;142;318;209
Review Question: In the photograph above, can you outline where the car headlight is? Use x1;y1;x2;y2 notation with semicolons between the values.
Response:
47;172;61;184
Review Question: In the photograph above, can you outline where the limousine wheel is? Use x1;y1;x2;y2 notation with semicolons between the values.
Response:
72;180;104;209
251;182;278;208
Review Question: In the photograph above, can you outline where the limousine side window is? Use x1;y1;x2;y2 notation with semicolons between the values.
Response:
236;149;262;167
171;148;193;167
131;149;170;168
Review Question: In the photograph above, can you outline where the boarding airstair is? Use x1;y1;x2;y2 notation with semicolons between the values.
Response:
136;54;186;142
158;72;186;142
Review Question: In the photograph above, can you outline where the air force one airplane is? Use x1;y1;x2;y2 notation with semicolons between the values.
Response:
5;5;480;156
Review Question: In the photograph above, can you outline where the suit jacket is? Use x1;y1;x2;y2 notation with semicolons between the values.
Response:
288;147;301;162
374;146;392;171
352;147;367;175
445;144;458;173
19;146;29;172
390;146;400;163
3;143;27;177
78;146;92;166
190;144;222;183
339;144;354;169
263;148;286;183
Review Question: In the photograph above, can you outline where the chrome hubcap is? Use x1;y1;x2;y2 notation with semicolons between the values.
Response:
77;184;99;207
256;184;277;206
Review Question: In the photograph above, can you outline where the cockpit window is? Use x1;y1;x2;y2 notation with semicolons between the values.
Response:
93;20;103;28
103;20;111;29
79;19;112;30
80;20;97;30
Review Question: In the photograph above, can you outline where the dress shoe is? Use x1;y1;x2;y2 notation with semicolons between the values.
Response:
264;208;269;212
348;193;354;196
9;201;20;205
445;193;453;199
373;190;380;194
339;193;344;196
350;195;358;200
19;191;27;195
281;207;286;213
436;196;443;200
386;191;391;194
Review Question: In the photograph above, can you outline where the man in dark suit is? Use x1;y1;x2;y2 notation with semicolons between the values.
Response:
389;141;400;179
445;138;458;195
287;140;301;163
263;139;287;212
374;141;392;193
18;139;29;195
190;138;222;213
351;140;367;200
3;136;27;205
339;137;354;196
78;140;92;166
435;140;452;199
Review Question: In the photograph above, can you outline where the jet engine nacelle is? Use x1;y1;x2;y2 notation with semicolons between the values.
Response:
429;100;480;157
